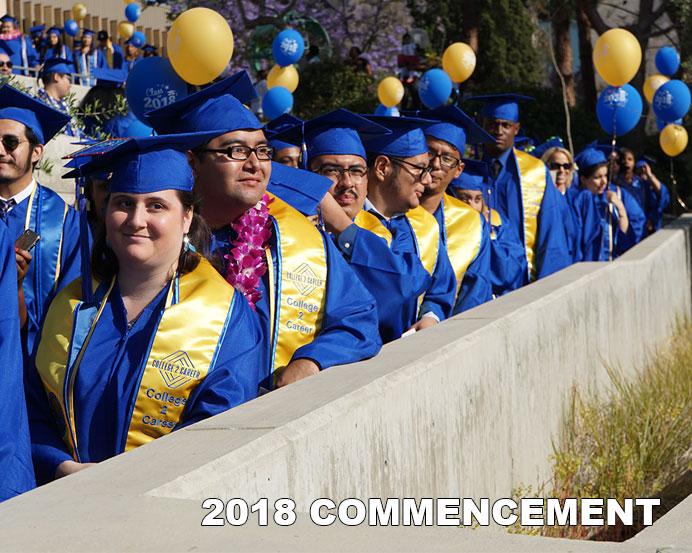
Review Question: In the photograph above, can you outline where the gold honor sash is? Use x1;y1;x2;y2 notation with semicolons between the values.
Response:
267;193;328;374
515;149;547;280
441;194;482;300
354;210;393;246
406;205;439;276
34;259;234;459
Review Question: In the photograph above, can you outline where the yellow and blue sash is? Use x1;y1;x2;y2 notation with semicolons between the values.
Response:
354;210;393;246
34;258;235;459
441;195;482;301
515;149;547;281
267;193;328;376
406;205;439;276
24;184;68;342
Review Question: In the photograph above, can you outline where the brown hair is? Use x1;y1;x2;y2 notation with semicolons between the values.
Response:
91;190;211;283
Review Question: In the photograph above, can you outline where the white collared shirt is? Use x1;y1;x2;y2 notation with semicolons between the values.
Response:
0;179;35;213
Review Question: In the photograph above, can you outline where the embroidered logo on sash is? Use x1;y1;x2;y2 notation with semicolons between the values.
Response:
285;263;325;296
153;351;201;389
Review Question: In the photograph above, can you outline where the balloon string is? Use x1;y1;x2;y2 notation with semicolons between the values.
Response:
670;157;690;212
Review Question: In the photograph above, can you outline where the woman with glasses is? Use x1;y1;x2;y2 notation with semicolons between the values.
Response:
0;52;13;76
25;137;263;484
542;146;583;262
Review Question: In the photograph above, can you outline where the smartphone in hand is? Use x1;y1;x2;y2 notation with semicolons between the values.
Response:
14;229;40;252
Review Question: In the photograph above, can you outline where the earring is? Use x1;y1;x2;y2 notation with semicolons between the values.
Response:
183;234;197;253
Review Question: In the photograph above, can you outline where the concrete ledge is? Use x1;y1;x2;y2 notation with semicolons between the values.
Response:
0;216;690;552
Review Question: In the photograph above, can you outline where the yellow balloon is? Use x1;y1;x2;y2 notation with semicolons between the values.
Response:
118;21;134;40
442;42;476;84
71;2;87;21
167;7;234;86
267;64;299;93
377;77;404;107
593;28;642;87
643;74;670;103
660;124;688;157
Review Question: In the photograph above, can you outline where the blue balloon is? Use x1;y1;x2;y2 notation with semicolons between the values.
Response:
655;46;680;76
596;84;643;136
272;29;305;67
125;3;141;23
130;31;146;48
418;68;452;109
125;57;189;123
263;87;294;120
374;104;400;116
656;117;683;132
64;19;79;37
653;79;691;123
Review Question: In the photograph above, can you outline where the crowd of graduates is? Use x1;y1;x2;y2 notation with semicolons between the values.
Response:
0;64;670;502
0;14;159;84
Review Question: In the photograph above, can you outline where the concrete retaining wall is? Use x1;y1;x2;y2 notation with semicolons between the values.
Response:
0;216;690;552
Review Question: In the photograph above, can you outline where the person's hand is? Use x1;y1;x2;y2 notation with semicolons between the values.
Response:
408;316;438;333
605;190;623;209
275;358;320;388
641;162;654;181
55;460;97;479
15;248;32;284
318;193;353;235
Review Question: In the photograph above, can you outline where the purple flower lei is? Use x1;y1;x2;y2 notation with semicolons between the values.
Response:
225;193;273;310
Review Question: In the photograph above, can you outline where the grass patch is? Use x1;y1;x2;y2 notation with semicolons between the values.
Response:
519;320;692;540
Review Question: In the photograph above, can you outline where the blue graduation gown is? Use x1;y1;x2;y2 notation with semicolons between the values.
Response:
40;45;73;64
377;212;456;321
99;44;124;69
332;223;431;343
615;175;669;235
0;224;36;500
574;184;640;261
487;149;572;283
74;49;105;86
0;35;38;75
211;221;381;388
488;209;526;296
0;184;83;357
26;277;262;484
615;184;646;245
432;202;492;314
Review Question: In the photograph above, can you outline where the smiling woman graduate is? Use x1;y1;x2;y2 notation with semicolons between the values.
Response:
25;136;263;484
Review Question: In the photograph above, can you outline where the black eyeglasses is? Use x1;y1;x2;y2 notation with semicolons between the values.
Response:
390;157;433;180
0;61;13;69
317;164;367;180
202;144;274;161
549;162;572;171
429;151;461;170
0;134;27;152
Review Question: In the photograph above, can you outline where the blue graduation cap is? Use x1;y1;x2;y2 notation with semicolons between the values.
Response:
47;26;62;37
1;15;18;25
406;105;494;153
267;162;333;216
450;159;491;192
264;113;302;151
272;109;389;162
63;133;220;193
40;57;73;76
91;66;128;88
81;28;95;37
29;24;45;36
466;93;534;123
142;44;157;54
145;71;260;135
0;83;70;144
530;136;564;159
574;147;607;173
360;114;432;158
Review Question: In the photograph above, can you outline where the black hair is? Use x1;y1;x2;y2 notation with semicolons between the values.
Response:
91;190;210;283
580;162;608;180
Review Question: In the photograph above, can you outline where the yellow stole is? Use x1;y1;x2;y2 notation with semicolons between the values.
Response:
441;194;482;301
354;210;392;246
489;209;503;240
34;259;235;459
406;206;439;276
515;149;547;280
267;193;328;373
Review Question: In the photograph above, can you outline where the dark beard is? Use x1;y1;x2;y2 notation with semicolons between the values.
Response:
0;149;34;185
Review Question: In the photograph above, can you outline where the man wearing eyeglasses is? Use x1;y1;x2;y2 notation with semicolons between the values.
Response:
275;109;432;343
412;105;493;314
146;74;381;390
358;115;457;333
468;93;571;285
0;84;82;358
